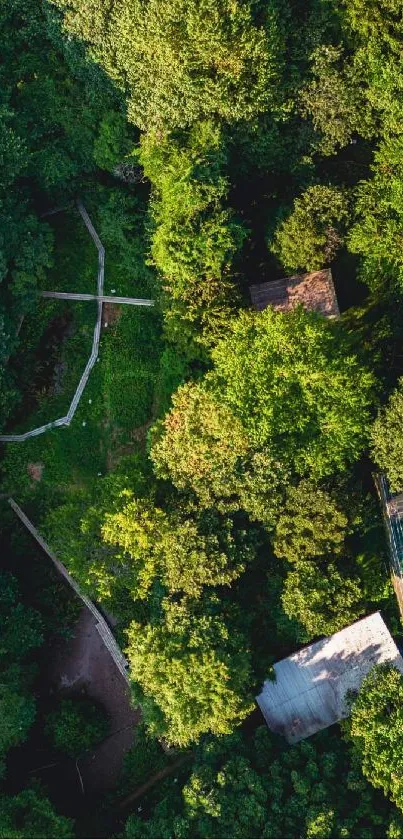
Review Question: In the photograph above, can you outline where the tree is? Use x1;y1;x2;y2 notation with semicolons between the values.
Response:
343;0;403;55
139;122;246;352
53;0;284;130
152;310;374;527
0;572;43;660
300;45;373;155
151;383;288;527
45;698;109;758
0;787;74;839
348;167;403;289
0;677;36;778
272;481;387;640
102;495;253;600
0;573;43;776
42;457;155;609
126;596;254;746
274;480;348;563
125;727;402;838
281;561;364;641
210;307;374;477
0;313;19;431
347;664;403;813
371;378;403;492
270;185;351;271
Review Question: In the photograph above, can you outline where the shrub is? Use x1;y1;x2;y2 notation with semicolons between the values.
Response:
45;698;109;757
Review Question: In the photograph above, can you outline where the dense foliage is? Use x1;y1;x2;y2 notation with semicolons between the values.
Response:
125;727;403;838
53;0;284;131
126;597;254;746
270;185;350;271
45;697;109;757
152;307;374;495
347;665;403;813
0;572;42;777
372;378;403;492
0;787;74;839
1;0;403;832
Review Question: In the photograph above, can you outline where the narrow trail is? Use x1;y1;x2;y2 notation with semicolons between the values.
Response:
9;497;129;683
0;200;154;443
117;753;193;813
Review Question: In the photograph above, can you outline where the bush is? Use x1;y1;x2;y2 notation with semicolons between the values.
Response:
45;698;109;757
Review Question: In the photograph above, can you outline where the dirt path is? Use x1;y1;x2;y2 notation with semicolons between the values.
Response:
49;607;140;794
117;753;193;814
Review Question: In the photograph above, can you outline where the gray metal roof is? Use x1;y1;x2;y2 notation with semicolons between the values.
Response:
256;612;403;743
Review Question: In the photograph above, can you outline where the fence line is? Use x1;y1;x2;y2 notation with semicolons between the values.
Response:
9;497;129;682
41;292;154;306
0;200;154;444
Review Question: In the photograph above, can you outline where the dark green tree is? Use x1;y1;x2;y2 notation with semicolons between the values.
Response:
300;45;373;155
0;787;74;839
125;728;403;838
371;378;403;492
347;664;403;813
45;698;109;758
270;185;351;272
0;573;43;776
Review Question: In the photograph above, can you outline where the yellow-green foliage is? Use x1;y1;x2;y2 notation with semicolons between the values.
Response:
270;185;350;272
55;0;283;130
126;596;254;746
348;665;403;813
371;377;403;492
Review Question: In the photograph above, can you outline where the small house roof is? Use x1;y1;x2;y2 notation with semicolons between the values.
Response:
250;269;339;318
256;612;403;744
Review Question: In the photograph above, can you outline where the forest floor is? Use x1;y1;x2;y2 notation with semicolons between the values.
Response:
47;606;140;795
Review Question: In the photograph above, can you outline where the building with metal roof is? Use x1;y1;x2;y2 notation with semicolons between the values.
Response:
250;268;339;318
256;612;403;744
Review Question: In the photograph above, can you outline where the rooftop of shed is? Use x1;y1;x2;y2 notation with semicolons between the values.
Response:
256;612;403;744
250;269;339;318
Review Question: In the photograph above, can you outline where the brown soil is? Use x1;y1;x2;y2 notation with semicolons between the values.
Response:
27;462;44;482
103;302;122;328
49;607;140;795
131;418;153;444
105;419;152;472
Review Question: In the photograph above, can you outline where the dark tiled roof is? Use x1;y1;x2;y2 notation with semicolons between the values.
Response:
250;269;339;318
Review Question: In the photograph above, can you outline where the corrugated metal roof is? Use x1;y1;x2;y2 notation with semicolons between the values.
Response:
256;612;403;743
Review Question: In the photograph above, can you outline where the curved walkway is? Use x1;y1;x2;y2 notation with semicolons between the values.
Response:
0;200;154;443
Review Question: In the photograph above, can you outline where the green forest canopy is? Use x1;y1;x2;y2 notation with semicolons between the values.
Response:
1;0;403;834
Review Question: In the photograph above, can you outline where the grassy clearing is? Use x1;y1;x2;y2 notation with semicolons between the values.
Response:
1;184;189;512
